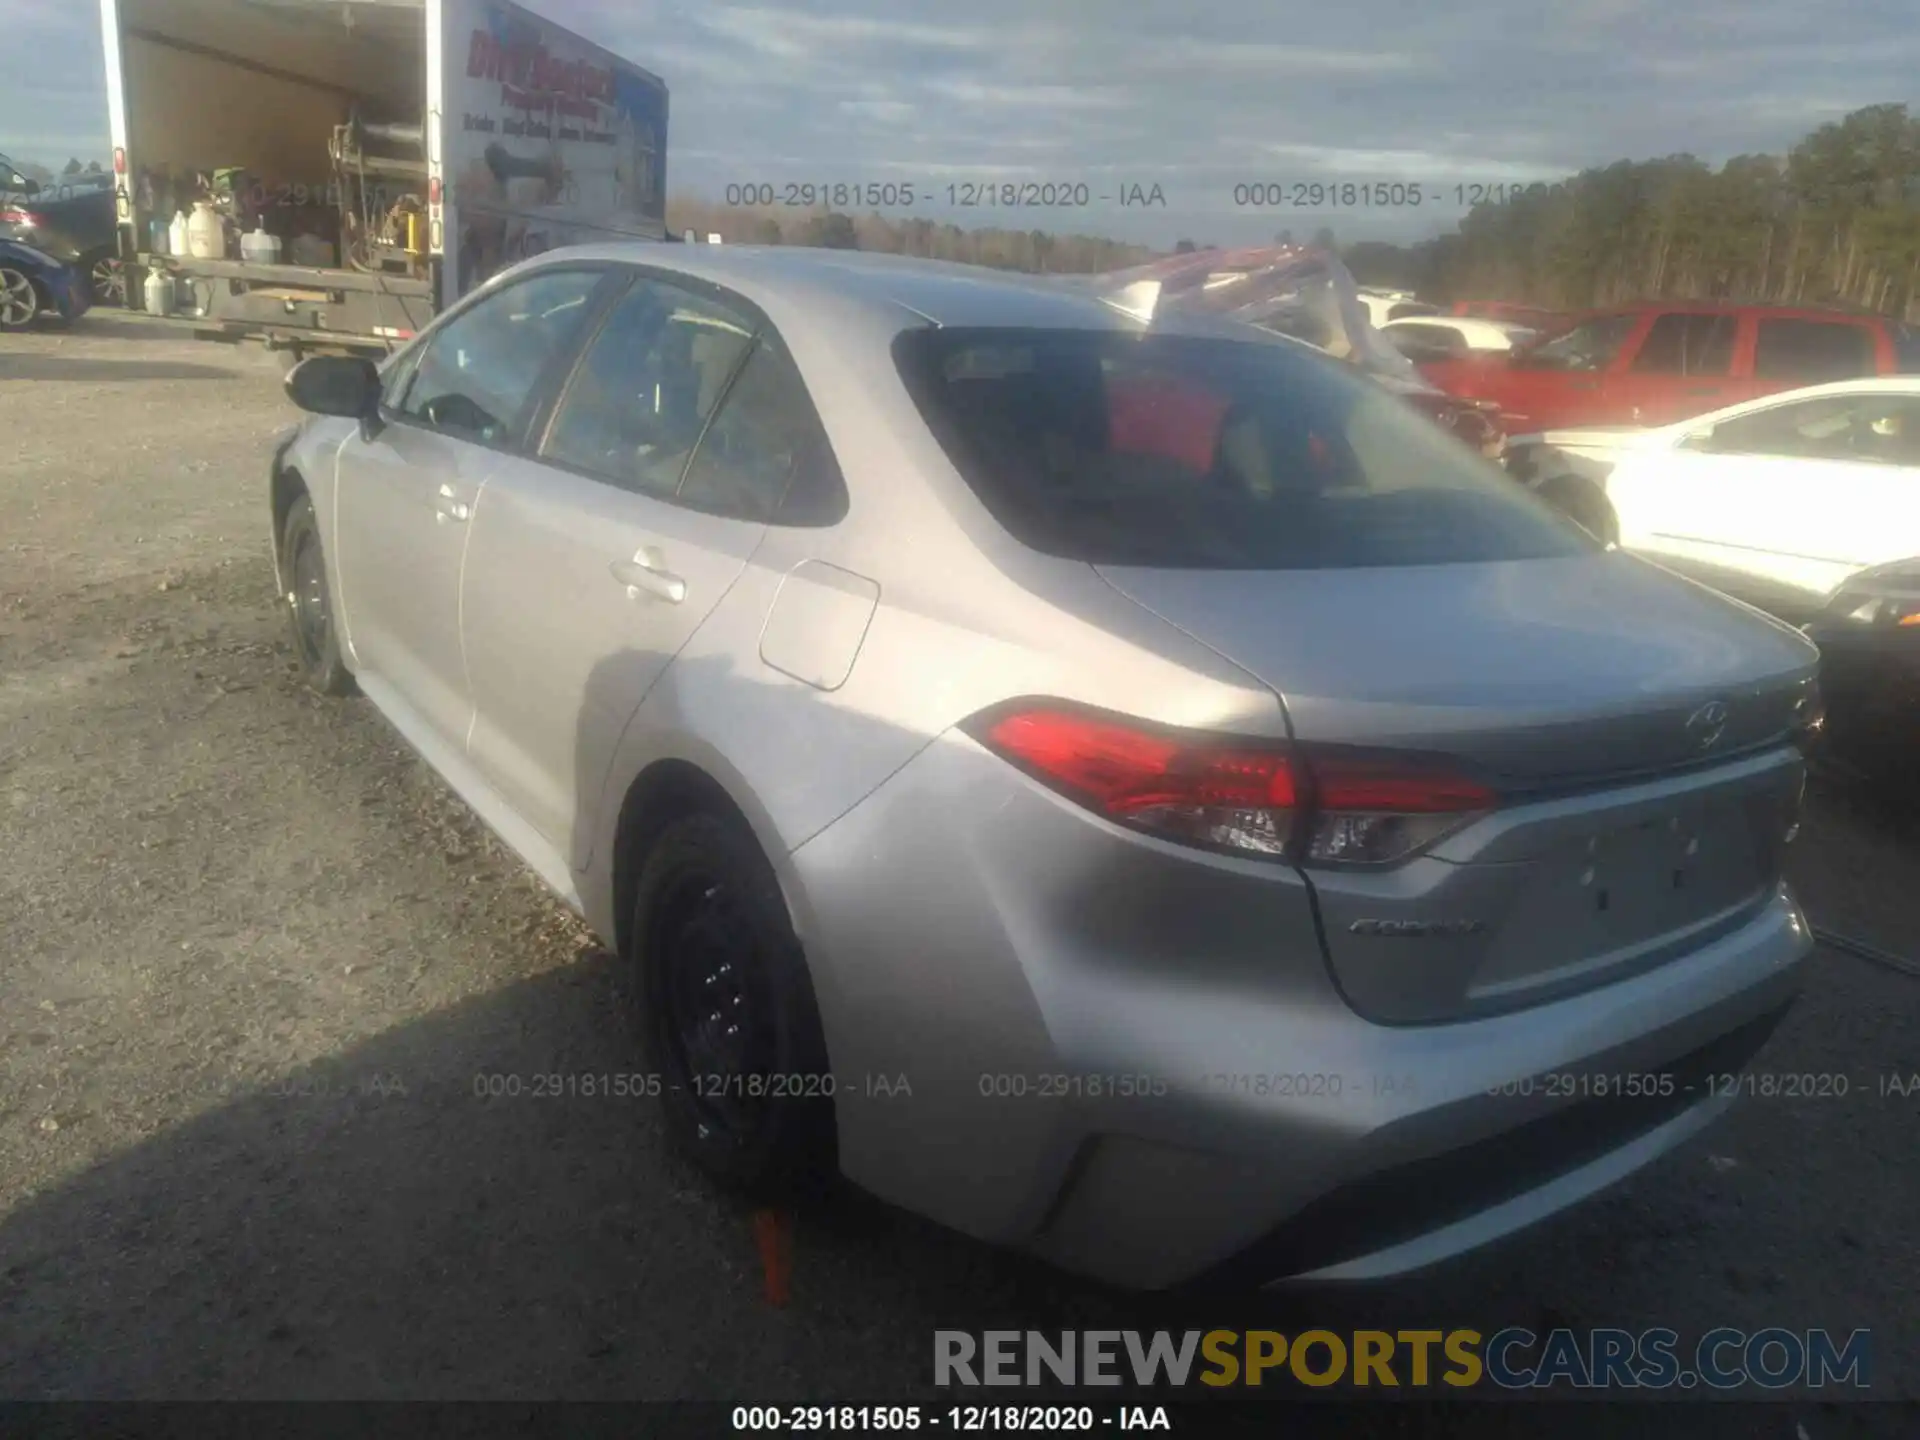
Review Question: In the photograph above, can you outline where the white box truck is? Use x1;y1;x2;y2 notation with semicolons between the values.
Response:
98;0;669;352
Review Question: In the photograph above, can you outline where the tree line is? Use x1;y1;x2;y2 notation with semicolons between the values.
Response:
664;197;1156;273
673;103;1920;318
1337;103;1920;318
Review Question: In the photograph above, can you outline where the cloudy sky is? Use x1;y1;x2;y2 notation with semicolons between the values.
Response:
2;0;1912;246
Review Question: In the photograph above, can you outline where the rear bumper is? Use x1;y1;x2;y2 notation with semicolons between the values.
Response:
791;731;1812;1290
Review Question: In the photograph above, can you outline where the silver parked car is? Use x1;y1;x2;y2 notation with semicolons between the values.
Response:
272;244;1821;1290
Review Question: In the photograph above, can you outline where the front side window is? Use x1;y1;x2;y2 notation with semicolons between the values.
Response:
895;326;1591;569
1514;313;1637;372
1631;313;1737;375
1703;393;1920;465
541;276;758;496
396;268;604;445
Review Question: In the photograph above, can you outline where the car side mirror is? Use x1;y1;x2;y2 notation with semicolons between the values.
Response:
285;355;381;420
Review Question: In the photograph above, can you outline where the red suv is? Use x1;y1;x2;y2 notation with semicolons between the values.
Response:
1421;302;1920;433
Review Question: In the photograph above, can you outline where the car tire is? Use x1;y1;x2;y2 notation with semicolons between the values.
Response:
279;493;355;696
0;265;40;330
86;251;126;307
1534;471;1620;547
629;809;837;1200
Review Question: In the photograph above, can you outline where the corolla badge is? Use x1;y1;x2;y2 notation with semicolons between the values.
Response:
1348;919;1487;937
1685;699;1730;750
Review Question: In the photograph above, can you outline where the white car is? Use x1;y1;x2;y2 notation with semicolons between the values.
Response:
1381;315;1538;359
1355;290;1439;327
1510;378;1920;620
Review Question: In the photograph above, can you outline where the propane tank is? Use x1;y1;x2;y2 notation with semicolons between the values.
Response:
143;267;176;316
167;210;191;256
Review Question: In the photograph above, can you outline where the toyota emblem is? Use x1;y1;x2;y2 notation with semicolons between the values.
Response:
1685;700;1730;750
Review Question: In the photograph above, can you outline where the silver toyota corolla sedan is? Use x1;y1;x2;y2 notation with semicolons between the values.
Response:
270;243;1820;1290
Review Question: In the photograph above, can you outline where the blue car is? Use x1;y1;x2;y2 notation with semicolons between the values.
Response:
0;237;91;330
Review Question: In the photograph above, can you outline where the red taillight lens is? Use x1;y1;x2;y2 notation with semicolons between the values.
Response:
113;148;127;175
428;177;442;205
969;705;1495;866
1;208;35;226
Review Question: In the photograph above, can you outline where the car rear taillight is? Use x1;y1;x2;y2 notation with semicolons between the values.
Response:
965;704;1496;866
113;148;127;176
0;208;36;227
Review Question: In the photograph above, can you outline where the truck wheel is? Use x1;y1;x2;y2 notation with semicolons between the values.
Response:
628;809;837;1200
279;493;355;696
0;266;39;330
1535;472;1619;547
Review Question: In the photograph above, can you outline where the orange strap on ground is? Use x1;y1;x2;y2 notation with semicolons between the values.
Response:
753;1208;793;1307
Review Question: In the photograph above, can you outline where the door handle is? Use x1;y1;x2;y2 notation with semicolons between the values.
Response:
434;483;471;524
610;557;686;604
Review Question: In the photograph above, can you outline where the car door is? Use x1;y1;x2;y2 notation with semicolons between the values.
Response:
330;264;611;752
1481;312;1640;431
1608;311;1738;426
458;269;772;863
1625;391;1920;615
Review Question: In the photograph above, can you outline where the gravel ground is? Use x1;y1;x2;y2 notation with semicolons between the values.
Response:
0;317;1915;1433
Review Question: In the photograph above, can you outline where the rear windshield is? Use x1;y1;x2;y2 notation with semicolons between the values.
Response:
894;327;1591;569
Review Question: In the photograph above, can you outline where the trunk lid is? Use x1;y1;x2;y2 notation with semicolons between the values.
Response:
1097;551;1816;788
1098;551;1818;1022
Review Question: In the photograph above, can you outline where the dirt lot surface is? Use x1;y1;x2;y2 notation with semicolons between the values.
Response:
1;317;1916;1433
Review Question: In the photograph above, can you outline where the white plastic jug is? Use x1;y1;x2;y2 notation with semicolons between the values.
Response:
167;211;190;256
186;202;224;260
143;267;175;316
240;226;281;264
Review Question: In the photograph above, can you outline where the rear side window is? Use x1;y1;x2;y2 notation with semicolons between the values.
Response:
894;327;1590;570
1386;301;1439;321
677;331;849;526
1631;313;1736;375
1753;319;1877;382
1893;323;1920;374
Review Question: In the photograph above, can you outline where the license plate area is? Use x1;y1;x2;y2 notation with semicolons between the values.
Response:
1469;797;1774;997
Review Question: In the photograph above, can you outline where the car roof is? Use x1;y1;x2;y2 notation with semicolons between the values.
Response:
514;242;1262;339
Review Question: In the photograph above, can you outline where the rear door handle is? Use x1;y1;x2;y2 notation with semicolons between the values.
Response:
611;556;686;604
434;483;470;524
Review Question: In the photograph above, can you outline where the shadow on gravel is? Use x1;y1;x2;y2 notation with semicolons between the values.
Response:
0;948;1863;1437
67;314;236;346
0;945;1107;1403
0;356;237;383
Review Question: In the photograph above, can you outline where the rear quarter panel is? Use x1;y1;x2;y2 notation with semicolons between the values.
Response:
575;289;1290;950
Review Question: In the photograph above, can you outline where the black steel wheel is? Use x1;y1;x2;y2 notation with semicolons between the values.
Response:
279;493;355;696
631;810;835;1197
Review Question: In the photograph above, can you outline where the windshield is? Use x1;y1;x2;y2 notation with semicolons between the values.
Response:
896;326;1590;569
